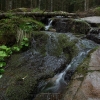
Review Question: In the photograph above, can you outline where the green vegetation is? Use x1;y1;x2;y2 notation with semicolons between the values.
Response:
0;37;30;77
94;7;100;15
70;19;90;34
75;47;99;76
32;8;43;12
6;73;37;100
0;13;45;77
55;34;78;59
31;32;78;60
0;45;12;77
0;15;45;77
32;31;49;55
0;16;44;45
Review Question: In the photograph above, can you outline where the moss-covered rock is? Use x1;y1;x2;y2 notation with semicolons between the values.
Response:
57;34;78;59
53;18;90;34
32;31;49;56
31;32;78;59
0;16;44;46
6;74;37;100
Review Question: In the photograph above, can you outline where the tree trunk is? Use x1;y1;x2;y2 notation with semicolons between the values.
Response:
84;0;87;11
84;0;89;11
39;0;41;9
9;0;12;10
51;0;53;11
31;0;33;8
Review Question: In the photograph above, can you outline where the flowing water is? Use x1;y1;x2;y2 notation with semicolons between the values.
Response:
32;31;99;100
45;19;53;31
39;38;98;94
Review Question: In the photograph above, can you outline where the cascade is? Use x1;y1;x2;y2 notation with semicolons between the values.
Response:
45;19;53;31
37;33;99;93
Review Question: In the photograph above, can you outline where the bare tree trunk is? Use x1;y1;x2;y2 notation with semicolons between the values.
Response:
9;0;12;10
31;0;33;8
84;0;89;11
84;0;87;11
39;0;41;9
0;0;2;11
51;0;53;11
87;0;89;10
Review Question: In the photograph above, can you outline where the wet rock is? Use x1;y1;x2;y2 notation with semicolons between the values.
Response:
63;47;100;100
86;28;100;43
52;18;90;34
81;16;100;24
89;47;100;70
0;31;78;100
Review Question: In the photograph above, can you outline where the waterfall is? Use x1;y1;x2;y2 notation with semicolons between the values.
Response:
44;49;91;93
39;33;99;93
45;19;53;31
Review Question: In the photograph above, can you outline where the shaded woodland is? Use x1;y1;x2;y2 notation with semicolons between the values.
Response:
0;0;100;12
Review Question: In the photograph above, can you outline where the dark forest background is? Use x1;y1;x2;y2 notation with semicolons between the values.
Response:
0;0;100;12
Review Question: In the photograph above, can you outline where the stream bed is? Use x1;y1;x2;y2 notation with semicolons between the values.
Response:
0;31;99;100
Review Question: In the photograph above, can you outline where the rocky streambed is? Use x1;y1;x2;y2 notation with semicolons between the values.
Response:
0;16;100;100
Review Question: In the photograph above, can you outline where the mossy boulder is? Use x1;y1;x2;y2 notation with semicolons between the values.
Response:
32;32;78;59
53;18;90;34
32;31;49;55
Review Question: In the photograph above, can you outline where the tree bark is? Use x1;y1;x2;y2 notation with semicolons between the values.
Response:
84;0;89;11
0;12;77;19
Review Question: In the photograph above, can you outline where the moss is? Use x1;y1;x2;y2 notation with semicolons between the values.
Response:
94;7;100;15
32;32;78;59
32;31;49;56
6;73;37;100
0;16;44;46
75;47;99;76
32;8;43;13
71;19;90;34
10;8;32;12
58;34;78;59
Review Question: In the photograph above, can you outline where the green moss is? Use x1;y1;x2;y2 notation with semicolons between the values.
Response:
62;18;90;34
6;73;37;100
32;8;43;13
8;8;32;12
32;32;78;59
58;34;78;59
71;19;90;34
94;7;100;15
75;47;99;76
32;32;49;56
0;16;44;46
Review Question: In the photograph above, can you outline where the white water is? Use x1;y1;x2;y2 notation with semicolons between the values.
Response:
42;49;91;93
38;32;99;93
43;35;99;92
45;20;53;31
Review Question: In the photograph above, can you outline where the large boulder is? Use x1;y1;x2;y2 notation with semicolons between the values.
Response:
52;18;90;34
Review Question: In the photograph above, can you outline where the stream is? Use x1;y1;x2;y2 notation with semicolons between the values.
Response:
33;17;100;99
0;16;100;100
33;31;99;100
